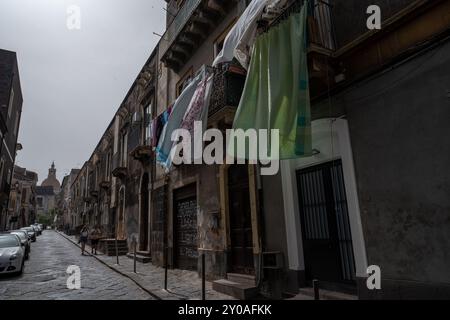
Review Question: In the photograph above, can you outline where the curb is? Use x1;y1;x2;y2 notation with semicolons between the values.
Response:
55;230;163;300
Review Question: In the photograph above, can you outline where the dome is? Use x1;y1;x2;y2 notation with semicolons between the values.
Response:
41;162;61;192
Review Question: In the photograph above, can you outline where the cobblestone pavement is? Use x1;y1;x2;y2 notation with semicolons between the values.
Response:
61;233;234;300
0;230;154;300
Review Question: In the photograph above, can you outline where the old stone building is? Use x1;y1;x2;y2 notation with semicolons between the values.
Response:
0;49;23;231
6;165;38;229
57;168;80;232
36;162;61;221
71;0;450;299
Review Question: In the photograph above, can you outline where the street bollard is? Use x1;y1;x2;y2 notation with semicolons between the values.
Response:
313;279;320;300
133;239;137;273
164;246;168;290
115;237;119;265
201;253;206;300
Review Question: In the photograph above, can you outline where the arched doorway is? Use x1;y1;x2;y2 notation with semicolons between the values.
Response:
139;173;149;251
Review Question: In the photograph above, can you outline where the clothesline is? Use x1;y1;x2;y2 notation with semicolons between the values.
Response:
151;0;312;169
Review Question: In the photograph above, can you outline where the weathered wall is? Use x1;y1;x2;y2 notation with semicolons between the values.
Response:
333;0;413;47
165;164;226;278
327;38;450;298
261;172;291;297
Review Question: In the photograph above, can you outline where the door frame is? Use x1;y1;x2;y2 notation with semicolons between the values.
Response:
280;118;368;280
138;172;151;252
172;182;198;270
219;164;261;271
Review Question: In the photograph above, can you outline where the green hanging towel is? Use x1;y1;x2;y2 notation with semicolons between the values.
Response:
231;3;312;160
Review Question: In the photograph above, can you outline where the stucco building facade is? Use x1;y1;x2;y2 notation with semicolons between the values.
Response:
70;0;450;299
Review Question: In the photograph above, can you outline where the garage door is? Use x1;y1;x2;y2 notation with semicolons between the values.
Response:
174;184;198;271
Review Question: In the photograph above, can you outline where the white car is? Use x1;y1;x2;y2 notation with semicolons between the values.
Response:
0;234;25;275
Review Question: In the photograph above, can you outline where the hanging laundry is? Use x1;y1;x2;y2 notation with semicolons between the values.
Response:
179;74;213;135
213;0;291;69
231;3;312;160
152;105;173;148
213;0;269;69
156;73;202;168
174;74;214;163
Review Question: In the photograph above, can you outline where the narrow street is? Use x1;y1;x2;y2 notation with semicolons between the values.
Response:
0;231;154;300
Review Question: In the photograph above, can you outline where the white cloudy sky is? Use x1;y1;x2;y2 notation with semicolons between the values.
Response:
0;0;165;183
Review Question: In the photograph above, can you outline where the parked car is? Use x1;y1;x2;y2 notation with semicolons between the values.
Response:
38;224;44;233
0;234;25;275
20;227;36;242
30;225;41;236
9;230;30;259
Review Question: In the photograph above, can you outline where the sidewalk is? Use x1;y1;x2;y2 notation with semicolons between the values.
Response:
57;231;234;300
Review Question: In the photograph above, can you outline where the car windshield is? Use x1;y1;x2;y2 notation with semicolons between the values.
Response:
0;236;20;248
11;232;26;241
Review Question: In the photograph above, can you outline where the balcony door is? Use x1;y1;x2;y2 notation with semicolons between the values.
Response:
228;165;254;275
296;160;356;286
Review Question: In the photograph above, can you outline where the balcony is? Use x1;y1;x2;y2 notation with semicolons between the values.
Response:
208;62;246;126
160;0;238;71
99;180;111;190
89;189;99;198
111;153;127;180
130;144;152;164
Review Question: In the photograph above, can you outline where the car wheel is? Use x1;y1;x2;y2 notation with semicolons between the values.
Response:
17;261;24;276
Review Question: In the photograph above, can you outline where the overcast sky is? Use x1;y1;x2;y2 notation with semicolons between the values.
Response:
0;0;165;184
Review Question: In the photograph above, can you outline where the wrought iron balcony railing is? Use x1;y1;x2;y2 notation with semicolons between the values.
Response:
308;0;336;51
209;62;246;118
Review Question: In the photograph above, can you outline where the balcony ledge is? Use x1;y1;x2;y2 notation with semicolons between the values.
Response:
112;167;128;180
130;145;153;163
99;181;111;190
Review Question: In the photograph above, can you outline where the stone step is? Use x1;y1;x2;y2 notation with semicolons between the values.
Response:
136;251;152;257
103;249;129;256
226;273;256;286
126;253;152;263
294;287;358;300
212;279;258;300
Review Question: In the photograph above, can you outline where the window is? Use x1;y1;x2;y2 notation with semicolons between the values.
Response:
105;151;111;181
21;188;27;203
176;67;193;98
95;165;99;185
144;103;152;145
13;111;19;137
37;197;43;207
121;132;128;167
8;88;14;118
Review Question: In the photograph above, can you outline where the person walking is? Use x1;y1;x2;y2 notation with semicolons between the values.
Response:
79;225;89;255
90;226;101;255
